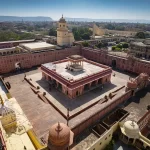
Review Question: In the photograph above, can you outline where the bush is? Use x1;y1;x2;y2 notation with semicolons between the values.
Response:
81;33;90;40
112;46;116;51
82;41;89;47
97;42;103;48
122;42;129;48
135;31;145;39
116;44;122;49
115;47;121;51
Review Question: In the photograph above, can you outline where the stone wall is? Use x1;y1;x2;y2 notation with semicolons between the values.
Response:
138;110;150;131
71;90;132;136
0;46;80;74
81;47;150;75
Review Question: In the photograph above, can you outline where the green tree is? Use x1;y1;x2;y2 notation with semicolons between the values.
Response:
105;24;115;30
27;26;34;32
135;32;145;39
0;31;34;42
72;27;92;41
96;42;103;48
116;44;122;49
82;41;89;47
122;43;129;48
81;33;90;40
74;31;81;41
115;47;121;51
112;46;116;51
49;28;57;36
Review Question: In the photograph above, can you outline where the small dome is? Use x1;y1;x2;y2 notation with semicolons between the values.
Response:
0;103;15;117
48;122;70;146
68;55;83;60
59;15;66;23
123;121;139;139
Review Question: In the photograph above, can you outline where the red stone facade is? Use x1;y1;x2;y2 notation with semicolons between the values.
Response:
0;43;150;75
41;58;112;99
0;46;80;73
72;90;132;136
81;47;150;75
138;110;150;131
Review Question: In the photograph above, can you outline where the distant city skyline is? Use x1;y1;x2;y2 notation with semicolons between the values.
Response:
0;0;150;20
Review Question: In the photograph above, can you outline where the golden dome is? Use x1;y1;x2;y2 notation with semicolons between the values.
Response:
48;122;70;146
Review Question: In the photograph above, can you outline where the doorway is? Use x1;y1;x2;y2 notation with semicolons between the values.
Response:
112;60;116;68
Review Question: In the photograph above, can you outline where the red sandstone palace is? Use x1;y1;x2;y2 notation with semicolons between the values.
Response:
1;17;150;150
41;55;112;98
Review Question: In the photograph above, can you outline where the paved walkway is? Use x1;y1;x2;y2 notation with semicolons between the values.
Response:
4;68;133;142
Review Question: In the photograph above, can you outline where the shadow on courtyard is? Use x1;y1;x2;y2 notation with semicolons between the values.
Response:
66;69;85;76
124;84;150;107
3;66;40;78
113;140;138;150
113;68;137;78
36;78;117;111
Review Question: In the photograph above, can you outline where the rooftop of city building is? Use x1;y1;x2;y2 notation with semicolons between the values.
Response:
20;42;56;51
42;60;108;82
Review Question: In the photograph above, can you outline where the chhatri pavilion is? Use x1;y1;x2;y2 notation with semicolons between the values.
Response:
41;55;112;99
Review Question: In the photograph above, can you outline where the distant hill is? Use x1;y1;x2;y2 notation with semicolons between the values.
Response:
65;17;150;23
0;16;53;22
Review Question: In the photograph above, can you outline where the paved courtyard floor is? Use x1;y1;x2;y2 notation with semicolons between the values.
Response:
123;84;150;122
27;70;127;115
4;68;134;142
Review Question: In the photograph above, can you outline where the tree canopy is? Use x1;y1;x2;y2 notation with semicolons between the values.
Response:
122;42;129;48
135;32;146;39
96;42;108;48
0;31;35;42
49;28;57;36
82;41;89;47
72;27;92;41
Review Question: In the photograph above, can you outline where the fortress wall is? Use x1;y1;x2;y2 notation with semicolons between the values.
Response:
0;46;81;74
71;90;132;136
81;47;150;75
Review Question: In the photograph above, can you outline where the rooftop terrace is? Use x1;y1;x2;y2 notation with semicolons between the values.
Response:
20;42;55;51
43;61;106;81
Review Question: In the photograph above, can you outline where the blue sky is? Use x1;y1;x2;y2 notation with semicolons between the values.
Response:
0;0;150;20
